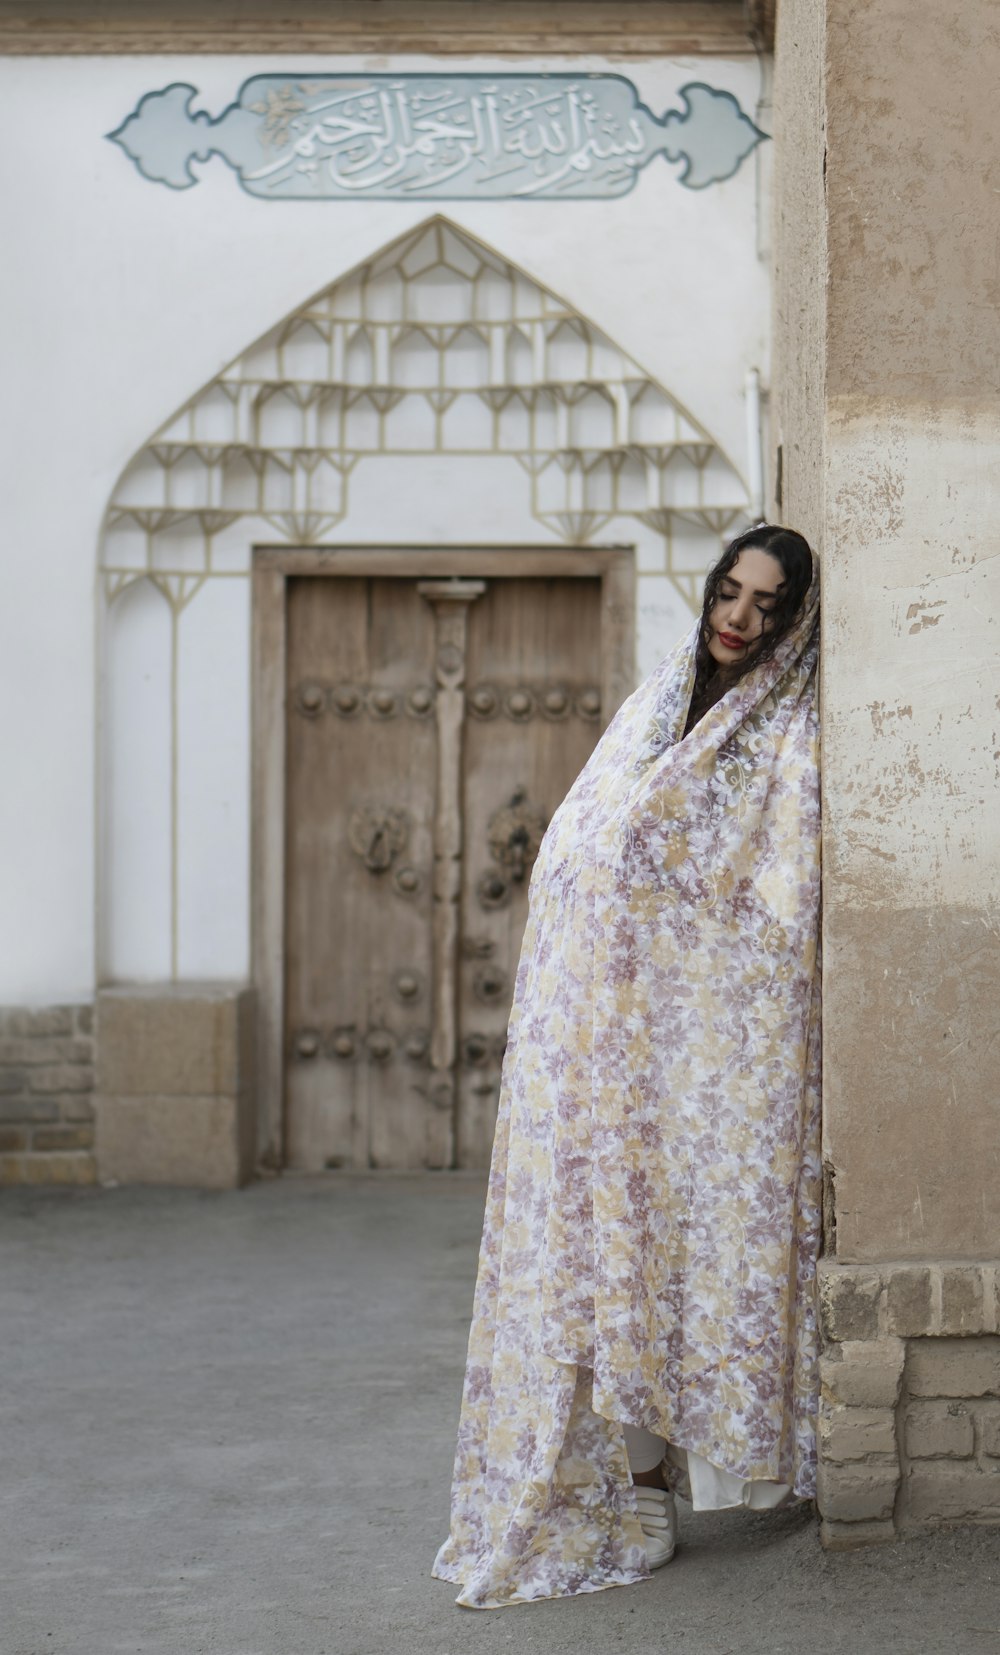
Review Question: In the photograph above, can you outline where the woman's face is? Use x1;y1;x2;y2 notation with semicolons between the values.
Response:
705;545;784;668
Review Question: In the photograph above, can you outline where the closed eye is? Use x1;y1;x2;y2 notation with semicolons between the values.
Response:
720;585;775;617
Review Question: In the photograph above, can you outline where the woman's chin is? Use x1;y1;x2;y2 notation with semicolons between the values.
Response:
709;641;746;667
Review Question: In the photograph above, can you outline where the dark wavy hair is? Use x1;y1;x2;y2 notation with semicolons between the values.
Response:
685;523;815;729
696;522;814;682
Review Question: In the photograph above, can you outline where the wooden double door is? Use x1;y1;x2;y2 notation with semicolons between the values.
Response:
282;554;631;1170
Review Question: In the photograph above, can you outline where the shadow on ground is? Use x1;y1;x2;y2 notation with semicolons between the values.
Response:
2;1176;997;1654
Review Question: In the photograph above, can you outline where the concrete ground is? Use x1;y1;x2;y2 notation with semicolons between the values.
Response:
3;1176;999;1655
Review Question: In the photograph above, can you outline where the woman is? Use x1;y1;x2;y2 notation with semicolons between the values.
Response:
433;524;821;1609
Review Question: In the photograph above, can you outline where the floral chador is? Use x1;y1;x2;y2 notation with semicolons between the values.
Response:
434;581;822;1609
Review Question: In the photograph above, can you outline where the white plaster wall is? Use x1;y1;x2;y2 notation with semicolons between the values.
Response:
0;51;768;1000
102;581;173;980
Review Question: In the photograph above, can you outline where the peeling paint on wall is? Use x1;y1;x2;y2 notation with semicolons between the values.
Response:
824;402;1000;914
905;600;944;634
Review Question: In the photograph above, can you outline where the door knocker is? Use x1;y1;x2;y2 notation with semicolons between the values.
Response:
348;805;410;873
486;787;547;884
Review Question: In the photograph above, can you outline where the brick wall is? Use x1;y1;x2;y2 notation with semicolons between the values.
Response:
0;1006;97;1183
817;1260;1000;1545
0;990;254;1189
900;1339;1000;1524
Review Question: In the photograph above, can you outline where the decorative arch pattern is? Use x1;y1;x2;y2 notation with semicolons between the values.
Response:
101;216;750;615
99;217;752;982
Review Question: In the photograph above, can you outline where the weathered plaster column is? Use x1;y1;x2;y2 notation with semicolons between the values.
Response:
774;0;1000;1542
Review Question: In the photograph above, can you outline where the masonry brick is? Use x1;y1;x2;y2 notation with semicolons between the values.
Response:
27;1065;95;1095
820;1406;897;1463
820;1339;906;1409
0;1038;92;1067
32;1126;95;1152
0;1098;60;1124
906;1337;1000;1399
0;1006;96;1184
0;1008;73;1039
816;1461;899;1522
885;1267;933;1337
819;1518;896;1551
61;1096;96;1123
976;1401;1000;1458
818;1267;883;1341
904;1400;974;1460
902;1461;1000;1524
0;1151;96;1185
940;1268;984;1335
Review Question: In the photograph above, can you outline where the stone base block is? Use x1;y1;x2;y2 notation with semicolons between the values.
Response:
818;1259;1000;1342
96;1094;253;1189
819;1518;896;1550
819;1337;905;1409
900;1461;1000;1525
980;1402;1000;1457
97;982;252;1098
816;1461;899;1523
904;1398;975;1460
820;1404;896;1462
95;984;256;1189
907;1337;1000;1398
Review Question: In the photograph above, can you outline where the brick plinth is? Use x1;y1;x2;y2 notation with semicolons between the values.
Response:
0;1006;96;1183
817;1261;1000;1542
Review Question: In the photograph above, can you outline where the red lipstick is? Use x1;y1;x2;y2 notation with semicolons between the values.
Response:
717;632;745;649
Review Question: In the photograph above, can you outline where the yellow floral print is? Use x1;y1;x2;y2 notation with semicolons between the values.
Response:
434;578;822;1609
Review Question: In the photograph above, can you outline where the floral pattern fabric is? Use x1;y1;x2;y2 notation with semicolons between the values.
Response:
433;583;822;1609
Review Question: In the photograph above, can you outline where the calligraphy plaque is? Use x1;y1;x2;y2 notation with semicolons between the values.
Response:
108;74;766;199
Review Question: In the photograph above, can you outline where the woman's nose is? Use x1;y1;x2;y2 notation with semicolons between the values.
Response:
729;595;753;628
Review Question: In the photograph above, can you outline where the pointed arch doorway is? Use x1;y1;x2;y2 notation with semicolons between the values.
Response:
100;216;750;1174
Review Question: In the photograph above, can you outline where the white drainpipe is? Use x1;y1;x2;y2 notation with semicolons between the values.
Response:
744;367;765;521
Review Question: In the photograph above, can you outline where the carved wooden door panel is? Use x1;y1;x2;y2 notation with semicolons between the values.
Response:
456;577;602;1167
284;575;439;1173
284;571;603;1171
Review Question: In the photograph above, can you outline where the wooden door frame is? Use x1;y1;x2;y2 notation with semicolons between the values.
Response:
250;542;635;1171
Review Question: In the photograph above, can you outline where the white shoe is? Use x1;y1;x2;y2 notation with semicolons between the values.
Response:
634;1485;677;1568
